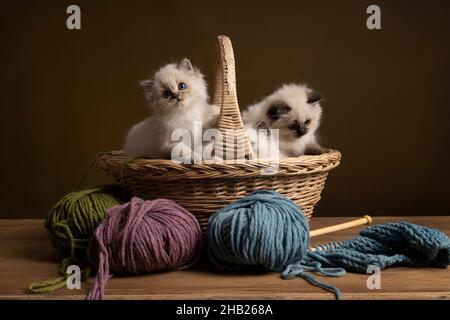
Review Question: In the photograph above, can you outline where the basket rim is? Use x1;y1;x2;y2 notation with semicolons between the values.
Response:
96;149;342;180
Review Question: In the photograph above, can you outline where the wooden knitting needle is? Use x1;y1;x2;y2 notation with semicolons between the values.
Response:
309;215;373;238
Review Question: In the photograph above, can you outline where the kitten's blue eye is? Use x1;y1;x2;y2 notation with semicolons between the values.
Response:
162;90;171;99
178;82;187;90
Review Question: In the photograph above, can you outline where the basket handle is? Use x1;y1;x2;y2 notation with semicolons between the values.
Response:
212;35;253;160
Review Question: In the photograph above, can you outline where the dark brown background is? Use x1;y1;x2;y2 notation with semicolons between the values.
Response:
1;0;449;218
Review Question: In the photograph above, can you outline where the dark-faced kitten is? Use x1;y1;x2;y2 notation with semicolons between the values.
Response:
242;83;324;158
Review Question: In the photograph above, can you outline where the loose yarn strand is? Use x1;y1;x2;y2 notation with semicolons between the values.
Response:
86;227;110;300
28;275;68;294
73;152;110;192
294;271;342;300
28;258;91;294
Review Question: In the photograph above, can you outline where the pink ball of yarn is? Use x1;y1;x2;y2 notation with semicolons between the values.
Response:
86;197;202;300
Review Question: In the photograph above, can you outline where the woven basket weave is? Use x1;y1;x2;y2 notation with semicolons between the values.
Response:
97;35;341;235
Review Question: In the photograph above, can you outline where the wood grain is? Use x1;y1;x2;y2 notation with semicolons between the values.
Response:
0;217;449;300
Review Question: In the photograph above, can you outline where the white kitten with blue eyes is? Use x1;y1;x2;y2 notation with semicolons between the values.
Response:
243;83;325;159
124;58;220;160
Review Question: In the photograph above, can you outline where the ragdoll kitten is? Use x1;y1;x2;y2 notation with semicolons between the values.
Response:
242;83;324;158
124;58;220;161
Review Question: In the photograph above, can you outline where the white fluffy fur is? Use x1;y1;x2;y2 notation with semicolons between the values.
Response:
243;83;323;158
124;59;220;160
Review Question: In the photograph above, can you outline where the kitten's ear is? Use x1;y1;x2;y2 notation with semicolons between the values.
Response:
179;58;193;72
140;79;153;92
307;91;322;105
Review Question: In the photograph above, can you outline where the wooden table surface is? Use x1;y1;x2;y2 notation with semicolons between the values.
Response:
0;217;449;300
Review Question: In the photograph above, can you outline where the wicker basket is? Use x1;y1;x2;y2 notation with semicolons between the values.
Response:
96;35;341;235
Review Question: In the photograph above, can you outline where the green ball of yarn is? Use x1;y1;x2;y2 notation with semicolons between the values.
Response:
45;186;123;262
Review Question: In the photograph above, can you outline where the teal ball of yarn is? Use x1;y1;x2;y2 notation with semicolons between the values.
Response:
208;190;310;272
